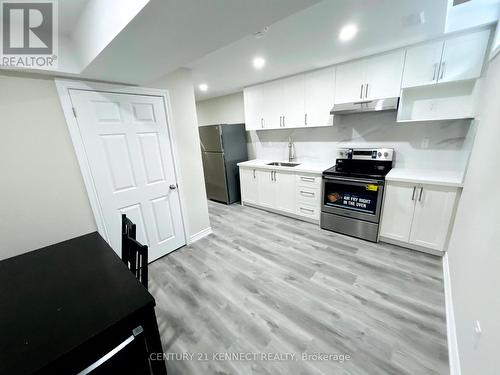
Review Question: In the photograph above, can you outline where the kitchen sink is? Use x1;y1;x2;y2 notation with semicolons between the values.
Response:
266;162;301;167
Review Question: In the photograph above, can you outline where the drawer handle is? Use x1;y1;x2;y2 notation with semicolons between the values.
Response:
300;191;315;197
300;177;315;182
300;207;314;213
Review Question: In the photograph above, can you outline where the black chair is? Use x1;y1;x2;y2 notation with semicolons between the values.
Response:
121;214;149;289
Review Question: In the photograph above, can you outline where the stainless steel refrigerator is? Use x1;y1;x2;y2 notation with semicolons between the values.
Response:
199;124;248;204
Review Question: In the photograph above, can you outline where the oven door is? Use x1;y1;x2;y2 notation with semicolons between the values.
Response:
322;176;384;223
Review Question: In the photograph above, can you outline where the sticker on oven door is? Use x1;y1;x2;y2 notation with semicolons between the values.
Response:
366;184;378;191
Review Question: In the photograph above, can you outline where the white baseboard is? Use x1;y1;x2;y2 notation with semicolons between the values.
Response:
443;253;461;375
189;227;213;244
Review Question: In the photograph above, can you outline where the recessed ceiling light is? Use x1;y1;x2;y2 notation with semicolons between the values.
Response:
253;57;266;70
339;24;358;42
198;83;208;92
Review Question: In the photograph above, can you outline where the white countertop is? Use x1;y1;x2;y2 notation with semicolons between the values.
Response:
237;159;332;175
386;168;464;187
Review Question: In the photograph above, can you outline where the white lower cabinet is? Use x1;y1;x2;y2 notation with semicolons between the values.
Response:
380;181;459;253
240;167;321;223
240;168;259;204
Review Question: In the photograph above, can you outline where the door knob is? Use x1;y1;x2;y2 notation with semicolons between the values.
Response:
169;184;177;190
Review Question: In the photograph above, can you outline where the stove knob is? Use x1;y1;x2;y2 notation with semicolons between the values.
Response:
384;152;388;157
377;152;382;157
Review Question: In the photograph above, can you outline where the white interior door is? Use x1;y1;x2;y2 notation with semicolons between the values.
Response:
70;89;186;261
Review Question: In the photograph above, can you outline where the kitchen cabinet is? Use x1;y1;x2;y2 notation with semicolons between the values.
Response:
402;29;489;88
282;75;305;128
401;41;444;88
378;182;415;242
243;85;264;130
243;68;335;131
334;50;405;104
439;29;490;84
256;169;276;208
239;166;322;223
364;50;405;100
274;171;296;213
334;59;365;104
380;181;459;253
261;80;283;129
256;169;295;213
409;184;458;251
240;168;259;204
304;67;335;127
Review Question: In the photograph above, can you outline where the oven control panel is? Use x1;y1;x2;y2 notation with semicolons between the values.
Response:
338;148;394;161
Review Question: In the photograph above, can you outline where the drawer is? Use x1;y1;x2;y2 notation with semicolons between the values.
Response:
296;186;320;205
296;203;320;220
296;174;321;188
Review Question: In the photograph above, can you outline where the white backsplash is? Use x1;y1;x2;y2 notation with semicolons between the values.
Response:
247;111;475;171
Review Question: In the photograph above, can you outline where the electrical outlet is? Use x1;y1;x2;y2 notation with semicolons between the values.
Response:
421;138;430;149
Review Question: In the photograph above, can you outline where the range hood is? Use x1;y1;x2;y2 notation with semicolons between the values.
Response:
330;97;399;115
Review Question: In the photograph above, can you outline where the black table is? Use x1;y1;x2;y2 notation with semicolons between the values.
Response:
0;232;167;375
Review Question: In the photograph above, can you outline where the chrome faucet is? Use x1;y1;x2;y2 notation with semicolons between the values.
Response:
288;136;296;162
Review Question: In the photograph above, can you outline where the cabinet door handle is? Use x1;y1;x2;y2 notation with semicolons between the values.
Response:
304;113;307;126
261;118;264;128
418;187;423;202
359;84;364;99
432;63;438;81
300;207;314;213
300;191;315;197
300;176;315;182
411;186;416;201
253;169;256;179
439;61;446;80
283;116;285;127
365;83;369;98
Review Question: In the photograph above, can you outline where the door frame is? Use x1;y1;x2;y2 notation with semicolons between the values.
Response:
55;79;189;248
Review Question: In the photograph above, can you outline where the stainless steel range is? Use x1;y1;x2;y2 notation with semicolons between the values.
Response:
321;148;394;242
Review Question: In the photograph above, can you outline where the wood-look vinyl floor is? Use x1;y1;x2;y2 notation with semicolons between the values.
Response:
149;201;448;375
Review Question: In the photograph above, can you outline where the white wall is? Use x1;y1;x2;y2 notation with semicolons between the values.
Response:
248;113;474;171
196;92;245;126
149;68;211;239
447;53;500;375
0;72;96;260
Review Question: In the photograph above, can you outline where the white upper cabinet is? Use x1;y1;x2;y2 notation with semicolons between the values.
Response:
334;50;405;104
439;29;490;84
282;75;305;128
334;59;365;104
402;41;444;88
402;29;490;88
364;50;405;100
243;85;264;130
261;80;284;129
304;67;335;127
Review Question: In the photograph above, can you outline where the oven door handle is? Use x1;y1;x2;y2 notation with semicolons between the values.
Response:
323;176;382;185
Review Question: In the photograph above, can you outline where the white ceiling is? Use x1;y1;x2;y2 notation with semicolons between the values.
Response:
59;0;89;36
81;0;321;83
190;0;449;101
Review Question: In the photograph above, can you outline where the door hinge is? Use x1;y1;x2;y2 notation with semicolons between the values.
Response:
72;107;77;118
